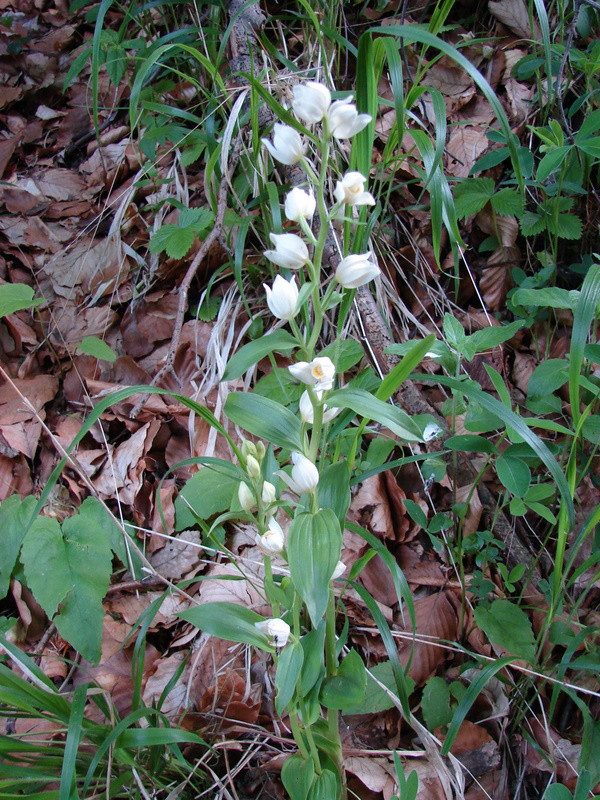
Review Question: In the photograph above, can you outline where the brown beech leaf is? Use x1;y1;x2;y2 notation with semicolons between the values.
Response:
107;591;191;629
344;757;396;795
350;473;411;542
512;352;537;395
93;419;161;503
149;530;203;580
489;0;541;39
397;591;458;685
445;127;489;178
142;652;189;720
0;375;58;458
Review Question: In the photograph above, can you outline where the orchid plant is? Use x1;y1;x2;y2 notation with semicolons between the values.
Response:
179;81;438;800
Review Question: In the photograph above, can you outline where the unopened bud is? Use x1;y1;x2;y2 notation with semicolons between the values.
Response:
246;455;261;478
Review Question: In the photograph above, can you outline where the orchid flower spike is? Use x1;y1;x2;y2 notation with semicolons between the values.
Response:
292;81;331;124
327;97;371;139
263;275;299;320
264;233;310;270
333;172;376;207
276;452;319;495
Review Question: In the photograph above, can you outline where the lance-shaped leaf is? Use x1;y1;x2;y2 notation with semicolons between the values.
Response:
178;602;275;651
326;388;423;442
287;509;342;626
222;329;298;381
225;391;303;451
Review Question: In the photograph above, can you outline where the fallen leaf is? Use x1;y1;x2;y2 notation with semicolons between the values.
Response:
445;127;489;178
397;591;458;685
489;0;541;39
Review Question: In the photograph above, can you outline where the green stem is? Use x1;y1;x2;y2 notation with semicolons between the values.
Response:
263;555;279;617
289;712;311;761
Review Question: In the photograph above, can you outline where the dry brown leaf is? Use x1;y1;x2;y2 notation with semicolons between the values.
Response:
512;351;536;395
455;484;483;538
196;562;267;614
142;651;189;719
397;591;458;685
505;77;534;124
107;591;191;628
489;0;541;39
476;208;518;248
0;453;33;501
43;237;126;301
0;375;58;458
48;303;119;349
445;127;489;178
350;472;411;542
149;530;203;580
345;757;397;795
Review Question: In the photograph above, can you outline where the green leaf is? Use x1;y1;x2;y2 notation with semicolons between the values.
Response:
490;188;523;216
300;623;326;695
320;649;367;710
0;284;43;318
527;359;569;409
325;388;423;442
179;207;213;230
281;755;315;800
178;602;273;651
512;288;579;310
307;769;338;800
536;146;572;181
224;392;303;452
543;785;574;800
341;660;415;715
555;213;582;240
253;367;303;404
318;461;351;528
519;211;547;236
222;330;298;381
0;495;38;598
466;320;524;352
287;509;342;627
403;498;428;529
174;463;239;530
77;336;117;362
149;224;196;259
495;454;531;497
319;339;365;372
275;641;304;715
473;599;536;661
444;434;497;454
21;514;112;663
77;497;143;577
453;178;494;218
422;676;453;731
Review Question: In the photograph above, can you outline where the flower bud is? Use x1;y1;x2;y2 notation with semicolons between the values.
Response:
264;233;309;270
241;440;257;459
292;81;332;124
331;561;347;580
298;390;341;424
255;517;285;554
261;481;277;505
326;97;371;139
255;441;266;461
288;356;336;391
284;187;316;222
264;275;299;321
245;455;261;479
238;481;257;512
335;253;380;289
290;452;319;493
261;123;306;165
255;617;291;648
333;171;376;207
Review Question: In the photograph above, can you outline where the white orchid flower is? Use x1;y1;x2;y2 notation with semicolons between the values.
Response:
327;97;371;139
292;81;332;124
238;482;256;512
261;481;277;505
261;123;306;165
288;356;336;391
284;187;316;222
331;561;347;580
335;253;380;288
299;390;342;425
255;617;291;648
255;517;285;555
333;171;375;206
264;233;309;270
276;452;319;495
263;275;299;320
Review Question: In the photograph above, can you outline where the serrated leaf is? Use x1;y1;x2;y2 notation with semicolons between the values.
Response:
519;211;547;236
490;188;523;217
21;514;112;663
178;207;214;231
473;599;536;662
0;284;43;318
453;178;494;218
77;336;117;362
196;296;221;322
555;213;582;240
149;225;195;259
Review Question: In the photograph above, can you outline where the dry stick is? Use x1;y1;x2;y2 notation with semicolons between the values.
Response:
129;135;243;419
